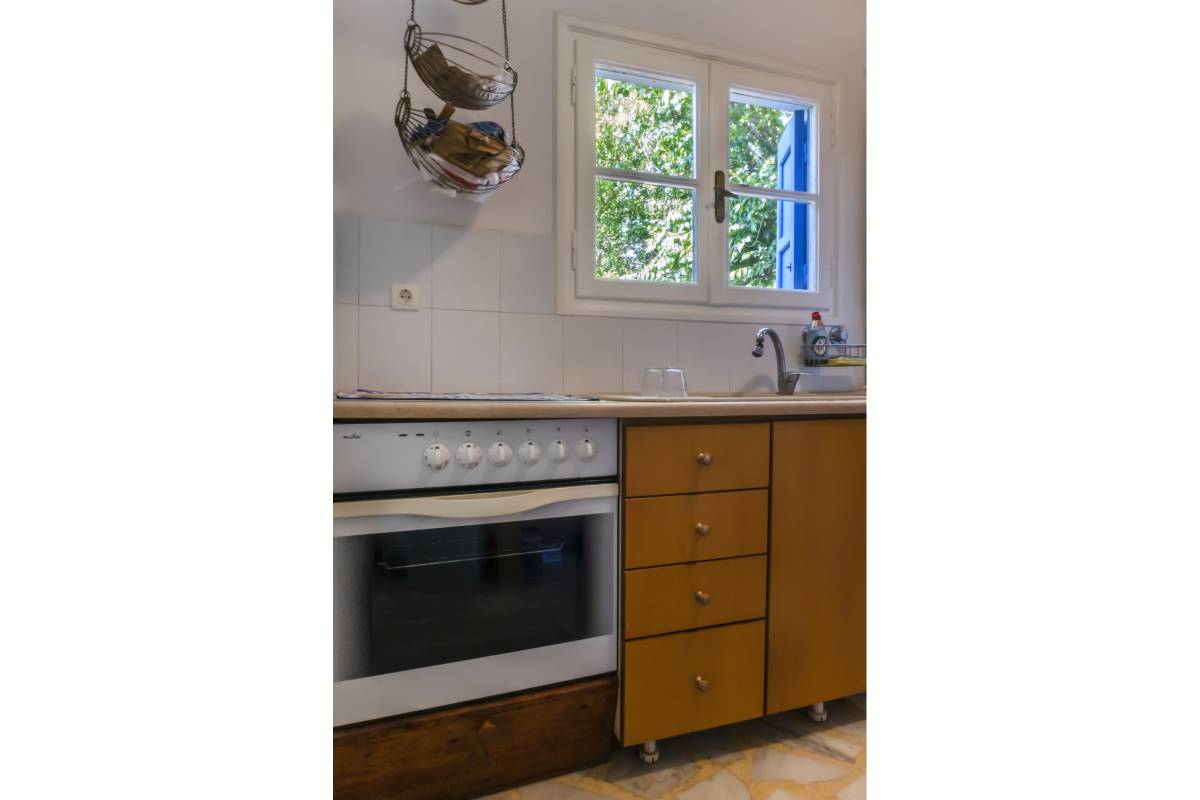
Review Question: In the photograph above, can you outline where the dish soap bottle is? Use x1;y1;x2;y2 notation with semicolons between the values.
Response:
803;311;830;366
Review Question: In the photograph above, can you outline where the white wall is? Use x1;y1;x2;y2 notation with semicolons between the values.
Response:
333;0;865;394
334;215;864;394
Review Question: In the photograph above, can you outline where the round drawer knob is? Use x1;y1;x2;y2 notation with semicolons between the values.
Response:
694;675;710;692
694;590;712;606
696;452;713;466
694;522;710;536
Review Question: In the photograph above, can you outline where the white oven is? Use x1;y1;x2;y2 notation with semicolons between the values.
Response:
333;419;618;727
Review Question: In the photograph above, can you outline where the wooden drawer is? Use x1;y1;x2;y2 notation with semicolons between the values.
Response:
624;555;767;639
622;621;764;745
334;675;618;800
624;423;770;497
624;489;768;569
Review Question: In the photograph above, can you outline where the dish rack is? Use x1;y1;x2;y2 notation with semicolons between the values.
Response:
805;343;867;367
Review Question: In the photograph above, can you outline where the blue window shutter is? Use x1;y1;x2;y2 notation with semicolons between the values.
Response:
775;111;809;290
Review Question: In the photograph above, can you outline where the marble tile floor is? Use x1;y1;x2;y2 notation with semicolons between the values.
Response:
478;695;865;800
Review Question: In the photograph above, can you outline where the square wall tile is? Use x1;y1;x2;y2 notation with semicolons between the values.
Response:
621;318;678;392
432;226;500;311
500;232;556;313
334;303;358;393
563;317;622;394
358;306;432;391
500;313;563;393
334;216;358;305
677;322;733;394
432;310;500;392
359;217;431;307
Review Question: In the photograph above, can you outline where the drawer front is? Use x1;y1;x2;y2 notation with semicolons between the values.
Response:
335;675;618;800
622;621;765;745
624;423;770;497
624;555;767;639
624;489;768;569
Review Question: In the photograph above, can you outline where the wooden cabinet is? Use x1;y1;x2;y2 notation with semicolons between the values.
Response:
334;675;617;800
620;422;771;747
766;418;867;714
619;416;865;750
624;555;767;639
624;423;769;496
623;621;765;745
624;489;768;569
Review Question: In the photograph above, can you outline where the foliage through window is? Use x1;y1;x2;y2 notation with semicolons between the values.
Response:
594;73;696;284
726;100;802;288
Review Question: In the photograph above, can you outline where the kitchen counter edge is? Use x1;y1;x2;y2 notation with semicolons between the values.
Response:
333;395;866;420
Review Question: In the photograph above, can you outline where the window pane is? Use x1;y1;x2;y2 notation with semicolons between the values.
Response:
595;178;695;284
595;72;694;177
728;93;811;192
728;196;813;290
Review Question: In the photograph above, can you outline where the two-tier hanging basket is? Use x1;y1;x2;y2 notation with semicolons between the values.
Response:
404;24;516;110
395;96;524;194
394;0;523;196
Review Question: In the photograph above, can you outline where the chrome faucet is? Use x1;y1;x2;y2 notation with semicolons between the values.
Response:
752;327;801;395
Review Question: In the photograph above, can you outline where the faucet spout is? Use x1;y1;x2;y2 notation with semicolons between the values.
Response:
752;327;801;395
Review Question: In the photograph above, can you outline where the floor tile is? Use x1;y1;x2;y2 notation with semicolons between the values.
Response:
838;776;866;800
785;730;862;763
675;769;749;800
749;747;853;784
588;746;698;799
764;700;867;742
672;725;750;764
500;696;866;800
764;790;803;800
512;779;611;800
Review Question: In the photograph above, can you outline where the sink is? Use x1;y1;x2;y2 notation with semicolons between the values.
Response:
597;391;865;402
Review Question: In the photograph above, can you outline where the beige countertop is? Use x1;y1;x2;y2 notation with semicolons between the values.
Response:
333;392;866;420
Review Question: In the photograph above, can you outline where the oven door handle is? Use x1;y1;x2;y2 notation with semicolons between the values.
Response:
333;483;618;520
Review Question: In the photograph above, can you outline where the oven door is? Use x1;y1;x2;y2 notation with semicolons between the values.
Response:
332;483;618;726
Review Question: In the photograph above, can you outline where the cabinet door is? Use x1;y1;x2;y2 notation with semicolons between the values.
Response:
767;418;866;714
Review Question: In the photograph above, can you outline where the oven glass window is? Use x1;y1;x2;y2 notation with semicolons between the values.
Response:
334;512;613;681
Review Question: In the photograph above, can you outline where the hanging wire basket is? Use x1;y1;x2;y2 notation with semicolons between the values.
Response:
403;21;517;110
395;94;524;195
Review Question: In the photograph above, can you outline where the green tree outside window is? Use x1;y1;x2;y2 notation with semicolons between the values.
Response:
594;77;792;288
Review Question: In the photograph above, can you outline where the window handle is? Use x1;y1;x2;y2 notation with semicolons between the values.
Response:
714;170;738;223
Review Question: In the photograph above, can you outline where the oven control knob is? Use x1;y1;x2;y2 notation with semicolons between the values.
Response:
547;439;569;463
455;442;482;469
487;441;513;466
575;438;596;461
517;441;541;465
423;443;451;471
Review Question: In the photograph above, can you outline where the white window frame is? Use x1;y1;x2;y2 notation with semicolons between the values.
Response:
575;39;710;305
555;15;845;323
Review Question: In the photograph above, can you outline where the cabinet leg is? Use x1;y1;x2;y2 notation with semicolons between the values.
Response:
637;740;660;764
806;701;828;723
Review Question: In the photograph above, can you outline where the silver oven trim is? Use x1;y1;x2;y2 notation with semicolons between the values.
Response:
333;634;616;727
333;483;618;521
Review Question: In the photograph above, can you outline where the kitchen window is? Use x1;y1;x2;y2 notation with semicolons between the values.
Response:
556;18;842;322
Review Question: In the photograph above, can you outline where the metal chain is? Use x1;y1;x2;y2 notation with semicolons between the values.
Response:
502;0;516;143
401;0;416;97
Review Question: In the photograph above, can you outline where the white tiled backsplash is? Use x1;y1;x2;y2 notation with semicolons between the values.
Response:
333;215;864;395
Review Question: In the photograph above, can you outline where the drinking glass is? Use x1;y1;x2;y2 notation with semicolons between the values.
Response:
661;368;688;398
640;368;665;396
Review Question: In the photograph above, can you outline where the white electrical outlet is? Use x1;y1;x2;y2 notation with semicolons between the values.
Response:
390;283;419;310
